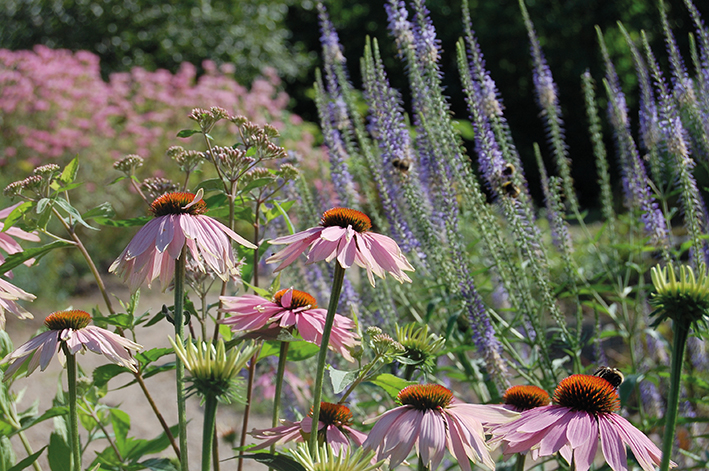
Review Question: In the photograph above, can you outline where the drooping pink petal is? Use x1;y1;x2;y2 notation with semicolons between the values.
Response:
417;410;447;470
599;415;628;471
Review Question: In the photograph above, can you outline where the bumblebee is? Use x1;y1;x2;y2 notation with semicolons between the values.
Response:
593;366;624;389
392;158;411;172
501;181;520;198
501;163;515;178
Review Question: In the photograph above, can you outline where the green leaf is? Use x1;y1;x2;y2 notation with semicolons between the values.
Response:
235;453;306;471
124;425;179;460
36;198;51;215
54;198;97;230
368;373;416;399
176;129;201;138
264;201;294;223
82;203;115;221
93;365;130;389
2;202;33;232
136;348;173;365
92;313;133;329
0;240;74;273
0;436;16;471
272;201;295;234
7;446;46;471
329;367;358;394
58;157;79;185
93;216;151;227
195;178;225;193
14;406;68;435
47;431;72;471
139;458;178;471
110;409;131;454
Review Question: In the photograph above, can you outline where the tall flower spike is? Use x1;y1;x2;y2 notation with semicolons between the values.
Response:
2;310;142;380
110;190;256;291
491;374;673;471
266;207;414;287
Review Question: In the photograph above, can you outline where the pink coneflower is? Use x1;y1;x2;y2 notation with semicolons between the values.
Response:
363;384;519;470
2;310;142;380
109;190;256;291
220;288;359;362
0;202;41;277
0;278;35;329
251;402;367;454
266;207;414;287
491;374;673;471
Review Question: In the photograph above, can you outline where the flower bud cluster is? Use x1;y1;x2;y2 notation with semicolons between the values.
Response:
140;177;180;200
113;155;144;175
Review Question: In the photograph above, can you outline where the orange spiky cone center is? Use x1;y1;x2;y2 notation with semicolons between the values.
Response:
44;310;92;331
273;289;318;309
150;192;207;216
502;385;551;411
398;384;453;410
309;402;354;427
553;374;620;415
320;207;372;233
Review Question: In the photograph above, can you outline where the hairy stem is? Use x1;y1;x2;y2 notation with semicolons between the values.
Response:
174;249;189;471
202;394;218;471
309;263;346;456
660;320;690;471
64;345;81;471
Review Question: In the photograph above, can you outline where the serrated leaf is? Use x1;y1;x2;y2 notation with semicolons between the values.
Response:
329;367;358;394
368;373;416;399
7;446;46;471
194;178;225;193
139;458;178;471
14;406;68;436
47;431;72;471
54;198;97;230
93;364;130;389
136;348;173;364
110;409;131;454
2;202;33;232
176;129;201;138
58;157;79;185
0;240;74;273
0;436;16;471
235;453;306;471
124;425;179;460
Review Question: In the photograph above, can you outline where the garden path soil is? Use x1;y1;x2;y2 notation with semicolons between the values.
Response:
5;285;271;470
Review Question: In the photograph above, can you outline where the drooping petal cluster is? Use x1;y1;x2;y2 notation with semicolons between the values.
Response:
363;384;518;471
0;278;35;329
266;207;414;287
110;191;256;291
220;288;359;362
2;310;142;380
0;203;41;277
491;374;672;471
251;402;367;454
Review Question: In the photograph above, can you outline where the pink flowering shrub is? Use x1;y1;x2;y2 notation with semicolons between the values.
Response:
0;45;319;183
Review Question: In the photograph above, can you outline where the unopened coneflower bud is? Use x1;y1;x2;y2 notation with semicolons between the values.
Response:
650;264;709;329
169;335;257;402
395;323;446;372
113;155;144;175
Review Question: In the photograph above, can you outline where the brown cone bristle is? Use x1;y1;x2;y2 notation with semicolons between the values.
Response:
44;310;92;331
553;374;620;415
502;385;551;411
310;402;353;427
150;192;207;217
273;289;318;310
320;207;372;233
398;384;453;411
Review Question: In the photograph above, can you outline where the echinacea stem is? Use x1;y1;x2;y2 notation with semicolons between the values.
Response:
514;453;525;471
174;249;189;471
309;263;346;456
64;345;81;471
660;320;690;471
272;342;290;428
202;394;218;471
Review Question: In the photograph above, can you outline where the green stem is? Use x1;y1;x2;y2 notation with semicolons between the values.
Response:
660;320;690;471
514;453;525;471
237;346;261;471
417;456;429;471
272;342;289;428
309;263;346;456
64;345;81;471
174;249;189;471
202;394;219;471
